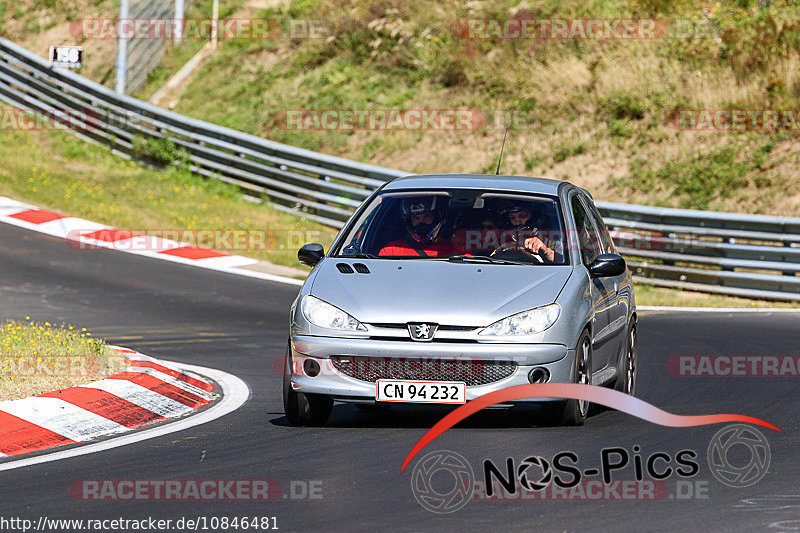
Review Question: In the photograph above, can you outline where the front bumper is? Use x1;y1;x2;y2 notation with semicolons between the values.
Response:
288;335;573;403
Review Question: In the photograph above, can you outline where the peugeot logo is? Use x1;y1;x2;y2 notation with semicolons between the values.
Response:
408;323;438;341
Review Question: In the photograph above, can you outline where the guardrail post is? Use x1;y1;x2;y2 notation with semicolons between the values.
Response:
174;0;185;44
211;0;219;50
114;0;130;94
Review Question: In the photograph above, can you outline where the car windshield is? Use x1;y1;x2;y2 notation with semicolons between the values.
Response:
333;189;569;265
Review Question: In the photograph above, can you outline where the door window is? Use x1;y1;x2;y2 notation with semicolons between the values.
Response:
570;195;604;266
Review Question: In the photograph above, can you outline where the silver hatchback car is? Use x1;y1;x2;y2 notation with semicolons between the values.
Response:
283;174;637;426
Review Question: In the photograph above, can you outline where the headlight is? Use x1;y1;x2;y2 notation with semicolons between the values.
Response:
301;295;366;331
479;304;560;336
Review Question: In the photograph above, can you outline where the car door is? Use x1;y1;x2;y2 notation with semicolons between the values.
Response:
582;195;629;371
569;193;615;375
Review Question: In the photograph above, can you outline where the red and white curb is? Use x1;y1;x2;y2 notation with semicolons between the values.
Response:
0;195;303;286
0;345;217;458
0;359;249;472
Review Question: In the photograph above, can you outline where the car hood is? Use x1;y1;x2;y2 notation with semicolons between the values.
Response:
309;259;572;327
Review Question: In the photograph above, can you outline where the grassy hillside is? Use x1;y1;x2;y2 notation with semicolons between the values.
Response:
165;0;800;215
6;0;798;215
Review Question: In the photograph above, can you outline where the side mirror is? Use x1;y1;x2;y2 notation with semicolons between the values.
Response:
588;253;626;278
298;243;325;267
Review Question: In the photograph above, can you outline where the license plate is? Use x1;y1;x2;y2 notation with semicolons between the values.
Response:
375;380;466;404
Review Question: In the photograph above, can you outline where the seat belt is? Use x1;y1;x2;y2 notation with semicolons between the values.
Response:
403;237;429;257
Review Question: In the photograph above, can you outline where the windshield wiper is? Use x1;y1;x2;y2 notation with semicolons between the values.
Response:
353;253;378;259
442;254;529;265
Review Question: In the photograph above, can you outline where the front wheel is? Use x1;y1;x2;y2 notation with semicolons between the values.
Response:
551;330;592;426
283;346;333;426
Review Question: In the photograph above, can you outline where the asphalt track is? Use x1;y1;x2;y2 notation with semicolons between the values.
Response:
1;221;800;532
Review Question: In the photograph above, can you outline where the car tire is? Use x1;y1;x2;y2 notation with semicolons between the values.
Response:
614;321;637;396
283;345;333;426
556;330;592;426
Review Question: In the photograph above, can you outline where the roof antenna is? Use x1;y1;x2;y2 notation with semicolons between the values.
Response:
495;127;508;175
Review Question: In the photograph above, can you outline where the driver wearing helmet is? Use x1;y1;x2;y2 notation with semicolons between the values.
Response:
378;196;465;257
499;201;563;263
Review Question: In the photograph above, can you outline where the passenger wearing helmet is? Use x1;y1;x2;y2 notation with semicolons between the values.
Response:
378;196;464;257
497;201;563;263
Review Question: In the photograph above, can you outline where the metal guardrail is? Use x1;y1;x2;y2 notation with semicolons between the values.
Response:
1;37;799;301
597;201;800;301
0;37;408;228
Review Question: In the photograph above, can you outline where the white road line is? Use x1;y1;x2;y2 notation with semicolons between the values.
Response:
638;306;800;313
0;361;250;472
0;397;127;441
194;255;260;268
81;380;193;418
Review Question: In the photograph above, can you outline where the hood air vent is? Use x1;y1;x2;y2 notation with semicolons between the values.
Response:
336;263;355;274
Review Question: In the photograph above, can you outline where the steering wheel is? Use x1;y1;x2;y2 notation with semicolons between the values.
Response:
490;242;544;263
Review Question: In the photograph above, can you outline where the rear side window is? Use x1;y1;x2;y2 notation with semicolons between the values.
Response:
570;195;604;266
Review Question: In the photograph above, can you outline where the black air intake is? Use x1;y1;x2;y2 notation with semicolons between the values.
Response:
336;263;354;274
353;263;371;274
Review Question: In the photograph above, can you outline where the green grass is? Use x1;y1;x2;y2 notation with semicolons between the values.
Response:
552;140;587;163
8;0;799;216
0;128;339;268
616;140;780;210
0;318;127;401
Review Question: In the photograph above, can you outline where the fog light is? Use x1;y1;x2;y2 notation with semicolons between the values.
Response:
528;367;550;384
303;358;321;377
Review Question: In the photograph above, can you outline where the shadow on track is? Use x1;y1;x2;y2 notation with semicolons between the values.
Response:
269;402;619;429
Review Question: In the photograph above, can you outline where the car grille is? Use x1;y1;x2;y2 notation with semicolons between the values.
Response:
367;323;478;331
329;356;517;386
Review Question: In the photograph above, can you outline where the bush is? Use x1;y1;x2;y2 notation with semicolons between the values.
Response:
624;146;750;210
599;92;647;120
609;118;633;138
552;140;587;162
132;135;189;165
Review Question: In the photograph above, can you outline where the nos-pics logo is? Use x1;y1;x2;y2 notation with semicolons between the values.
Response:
410;424;770;513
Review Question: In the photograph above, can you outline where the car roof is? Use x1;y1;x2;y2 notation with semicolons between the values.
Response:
382;174;576;196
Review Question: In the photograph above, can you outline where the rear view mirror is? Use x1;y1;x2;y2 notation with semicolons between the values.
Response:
298;243;325;267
